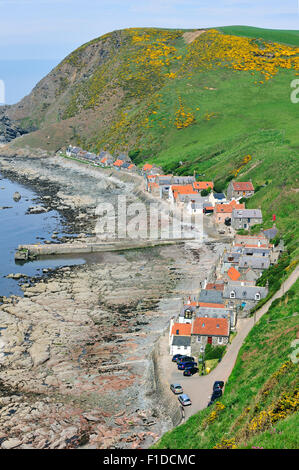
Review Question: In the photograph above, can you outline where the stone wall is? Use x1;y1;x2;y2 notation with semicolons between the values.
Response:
151;329;184;428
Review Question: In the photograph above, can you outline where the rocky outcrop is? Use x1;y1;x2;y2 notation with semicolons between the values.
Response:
0;113;30;144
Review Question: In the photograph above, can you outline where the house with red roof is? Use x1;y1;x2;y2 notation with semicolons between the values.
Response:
113;159;124;169
191;317;230;350
227;180;254;199
143;163;153;173
169;321;192;356
192;181;214;192
215;200;245;224
169;184;198;203
227;266;241;281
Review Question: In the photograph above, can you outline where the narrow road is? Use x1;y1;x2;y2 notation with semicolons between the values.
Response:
164;265;299;420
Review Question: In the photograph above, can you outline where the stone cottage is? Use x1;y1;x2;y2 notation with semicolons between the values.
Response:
231;209;263;230
191;317;230;354
227;181;254;199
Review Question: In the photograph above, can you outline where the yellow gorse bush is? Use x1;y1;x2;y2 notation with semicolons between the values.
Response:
213;438;237;449
248;387;299;432
182;29;299;82
175;96;196;129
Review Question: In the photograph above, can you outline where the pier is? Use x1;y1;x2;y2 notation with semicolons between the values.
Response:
15;238;189;260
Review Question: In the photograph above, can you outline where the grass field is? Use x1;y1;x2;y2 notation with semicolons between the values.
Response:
219;26;299;47
154;280;299;449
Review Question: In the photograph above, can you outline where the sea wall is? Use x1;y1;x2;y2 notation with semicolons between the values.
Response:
151;328;184;428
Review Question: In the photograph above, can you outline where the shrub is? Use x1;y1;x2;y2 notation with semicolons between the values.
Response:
205;343;226;360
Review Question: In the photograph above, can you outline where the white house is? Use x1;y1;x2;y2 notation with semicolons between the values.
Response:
169;321;192;356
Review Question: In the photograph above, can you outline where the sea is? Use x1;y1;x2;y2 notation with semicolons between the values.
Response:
0;172;85;298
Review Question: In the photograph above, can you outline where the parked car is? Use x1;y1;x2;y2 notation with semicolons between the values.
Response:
177;356;195;364
207;388;223;406
178;394;192;406
170;384;183;394
213;381;224;391
178;361;197;370
172;354;183;363
183;367;199;377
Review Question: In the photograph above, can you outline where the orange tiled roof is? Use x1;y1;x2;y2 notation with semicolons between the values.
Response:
192;317;229;336
171;184;197;194
236;234;267;239
216;201;245;213
113;159;124;167
233;181;254;191
143;163;153;171
101;157;107;163
184;302;225;309
206;283;224;291
193;181;214;190
128;164;134;169
171;323;192;336
227;266;241;281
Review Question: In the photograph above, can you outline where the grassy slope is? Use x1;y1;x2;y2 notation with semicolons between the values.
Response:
154;280;299;449
11;27;299;254
128;34;299;257
219;26;299;46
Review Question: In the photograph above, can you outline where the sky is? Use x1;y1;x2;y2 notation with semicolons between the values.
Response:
0;0;298;103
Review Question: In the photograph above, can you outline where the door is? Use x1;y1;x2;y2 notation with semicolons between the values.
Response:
208;336;212;344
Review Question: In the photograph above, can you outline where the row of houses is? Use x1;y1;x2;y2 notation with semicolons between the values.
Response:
143;165;260;227
169;219;282;358
65;146;137;171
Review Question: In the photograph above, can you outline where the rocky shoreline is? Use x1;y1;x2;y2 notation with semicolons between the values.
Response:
0;149;219;449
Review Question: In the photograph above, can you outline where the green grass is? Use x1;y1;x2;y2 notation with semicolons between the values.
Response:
154;280;299;449
218;26;299;46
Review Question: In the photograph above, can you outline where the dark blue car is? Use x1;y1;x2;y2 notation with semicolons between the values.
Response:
178;361;197;370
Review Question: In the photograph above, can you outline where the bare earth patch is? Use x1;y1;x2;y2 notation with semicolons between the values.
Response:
183;30;206;44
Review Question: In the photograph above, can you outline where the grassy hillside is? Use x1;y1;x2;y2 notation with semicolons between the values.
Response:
6;26;299;256
154;280;299;449
219;26;299;46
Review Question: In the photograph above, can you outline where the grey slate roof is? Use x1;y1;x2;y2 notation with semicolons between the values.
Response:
172;336;191;347
223;252;241;263
213;193;226;200
198;289;223;304
179;305;196;317
263;227;278;240
232;209;263;219
197;307;230;317
239;256;270;270
223;284;268;300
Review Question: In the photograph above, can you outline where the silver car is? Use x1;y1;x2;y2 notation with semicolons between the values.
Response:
170;383;183;395
178;394;192;406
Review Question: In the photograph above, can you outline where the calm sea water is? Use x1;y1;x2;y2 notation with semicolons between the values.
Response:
0;173;85;297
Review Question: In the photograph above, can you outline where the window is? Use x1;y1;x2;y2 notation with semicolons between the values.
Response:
197;336;201;343
230;291;236;299
218;337;223;345
255;293;260;301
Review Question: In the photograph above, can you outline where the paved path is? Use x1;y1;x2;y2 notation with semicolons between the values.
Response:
164;265;299;420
